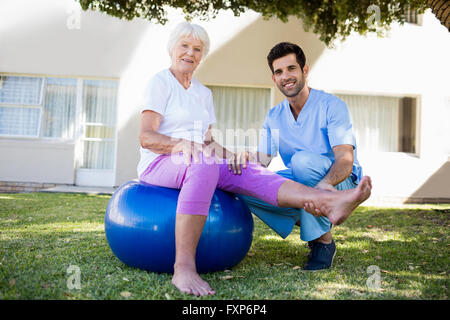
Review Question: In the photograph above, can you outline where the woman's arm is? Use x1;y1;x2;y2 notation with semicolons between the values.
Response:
139;110;204;165
139;110;181;154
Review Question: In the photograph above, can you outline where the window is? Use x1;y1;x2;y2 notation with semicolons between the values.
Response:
0;76;43;105
0;75;117;141
207;85;271;150
336;94;417;153
0;106;41;136
403;7;420;25
41;78;77;138
0;75;78;138
80;80;118;170
0;74;119;171
0;76;43;137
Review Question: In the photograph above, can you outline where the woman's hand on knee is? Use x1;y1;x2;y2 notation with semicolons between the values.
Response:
172;139;206;166
227;151;257;175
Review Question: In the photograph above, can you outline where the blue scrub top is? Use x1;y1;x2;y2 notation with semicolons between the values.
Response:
258;88;362;183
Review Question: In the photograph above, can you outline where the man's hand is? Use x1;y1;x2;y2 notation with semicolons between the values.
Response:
315;181;338;192
303;201;323;217
304;181;336;216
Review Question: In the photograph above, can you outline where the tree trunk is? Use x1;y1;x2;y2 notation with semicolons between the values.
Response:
427;0;450;31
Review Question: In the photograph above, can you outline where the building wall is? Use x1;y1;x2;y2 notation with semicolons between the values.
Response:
0;0;149;186
0;0;149;78
1;0;449;202
0;139;75;184
304;12;450;202
193;11;450;202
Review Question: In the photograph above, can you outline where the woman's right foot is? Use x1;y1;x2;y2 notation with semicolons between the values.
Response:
315;176;372;225
172;265;216;297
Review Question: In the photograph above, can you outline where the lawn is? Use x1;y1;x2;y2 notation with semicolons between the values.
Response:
0;192;448;300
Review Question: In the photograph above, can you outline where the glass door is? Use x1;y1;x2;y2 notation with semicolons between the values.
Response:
75;79;118;187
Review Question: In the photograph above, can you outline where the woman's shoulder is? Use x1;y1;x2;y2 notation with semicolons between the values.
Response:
143;69;172;92
191;78;212;97
152;68;172;83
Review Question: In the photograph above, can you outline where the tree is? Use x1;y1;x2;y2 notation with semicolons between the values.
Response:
427;0;450;30
77;0;448;46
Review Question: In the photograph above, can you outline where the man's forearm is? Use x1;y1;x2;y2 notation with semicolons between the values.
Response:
204;137;274;166
320;159;353;186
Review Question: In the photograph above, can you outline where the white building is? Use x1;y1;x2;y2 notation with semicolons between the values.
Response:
1;0;449;203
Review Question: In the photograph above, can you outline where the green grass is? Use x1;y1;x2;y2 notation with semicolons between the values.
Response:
0;192;449;300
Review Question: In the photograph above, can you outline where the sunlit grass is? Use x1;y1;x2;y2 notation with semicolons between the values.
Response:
0;193;449;300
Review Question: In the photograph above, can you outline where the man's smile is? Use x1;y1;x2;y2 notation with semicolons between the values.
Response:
282;79;297;89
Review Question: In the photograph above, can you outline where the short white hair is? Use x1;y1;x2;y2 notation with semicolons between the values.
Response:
167;21;210;58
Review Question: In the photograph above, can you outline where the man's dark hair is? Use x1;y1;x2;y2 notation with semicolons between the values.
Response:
267;42;306;74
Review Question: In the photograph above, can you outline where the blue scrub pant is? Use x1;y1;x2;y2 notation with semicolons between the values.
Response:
239;151;358;241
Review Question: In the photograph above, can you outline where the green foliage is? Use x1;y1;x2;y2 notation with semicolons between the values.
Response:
76;0;429;45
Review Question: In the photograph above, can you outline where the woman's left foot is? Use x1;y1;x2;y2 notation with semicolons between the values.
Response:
172;265;216;296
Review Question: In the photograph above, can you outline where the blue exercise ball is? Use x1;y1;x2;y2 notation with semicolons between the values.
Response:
105;180;254;274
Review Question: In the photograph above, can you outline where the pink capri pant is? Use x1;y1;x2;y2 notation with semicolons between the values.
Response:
139;153;287;216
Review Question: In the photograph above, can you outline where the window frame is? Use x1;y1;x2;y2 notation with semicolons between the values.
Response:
0;73;119;142
0;74;45;106
403;8;423;26
0;75;45;138
0;104;43;138
331;90;421;157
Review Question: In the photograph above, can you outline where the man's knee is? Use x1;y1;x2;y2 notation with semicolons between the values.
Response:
290;151;331;185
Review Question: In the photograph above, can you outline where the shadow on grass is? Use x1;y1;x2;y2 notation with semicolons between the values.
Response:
245;207;449;299
1;194;448;300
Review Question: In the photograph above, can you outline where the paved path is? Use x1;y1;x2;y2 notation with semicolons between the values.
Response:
40;185;117;195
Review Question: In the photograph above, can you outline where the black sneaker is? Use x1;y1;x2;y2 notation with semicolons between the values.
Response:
304;239;336;271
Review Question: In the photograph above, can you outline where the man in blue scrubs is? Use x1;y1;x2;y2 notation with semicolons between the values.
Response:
240;42;362;271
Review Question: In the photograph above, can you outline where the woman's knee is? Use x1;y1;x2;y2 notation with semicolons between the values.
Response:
184;153;220;185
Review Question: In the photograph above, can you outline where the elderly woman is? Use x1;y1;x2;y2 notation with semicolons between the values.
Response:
138;22;371;296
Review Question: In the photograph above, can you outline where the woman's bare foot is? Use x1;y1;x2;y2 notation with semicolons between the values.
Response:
172;265;216;297
313;176;372;225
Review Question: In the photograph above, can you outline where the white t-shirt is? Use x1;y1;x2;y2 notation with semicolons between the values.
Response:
137;69;216;177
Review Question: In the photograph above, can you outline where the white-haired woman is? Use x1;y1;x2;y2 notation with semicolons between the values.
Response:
138;22;372;296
